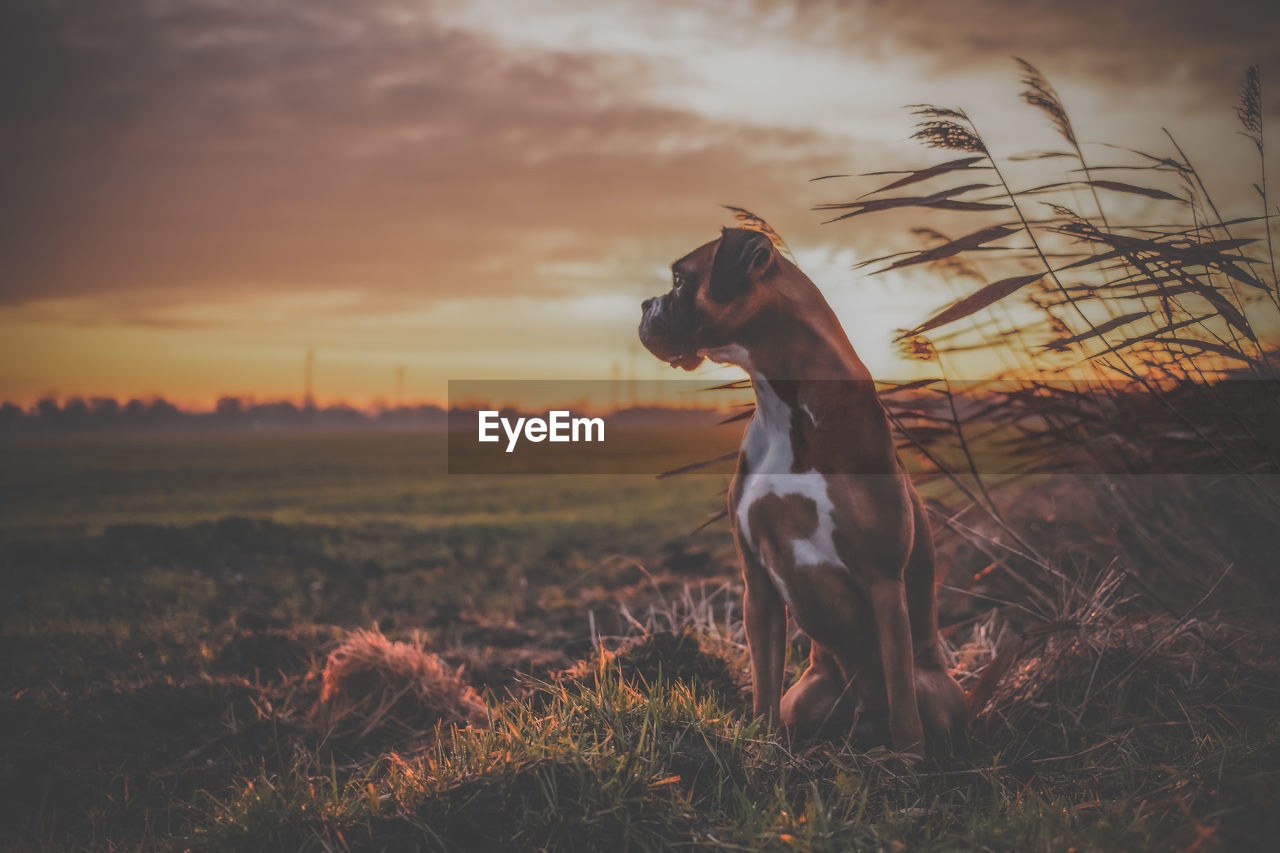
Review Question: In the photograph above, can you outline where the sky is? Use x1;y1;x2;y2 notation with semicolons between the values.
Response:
1;0;1277;408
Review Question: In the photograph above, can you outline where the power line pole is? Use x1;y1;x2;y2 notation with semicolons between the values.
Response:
303;348;315;412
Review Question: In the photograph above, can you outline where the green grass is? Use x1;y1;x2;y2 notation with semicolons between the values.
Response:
192;664;1280;852
0;431;733;543
1;432;1277;851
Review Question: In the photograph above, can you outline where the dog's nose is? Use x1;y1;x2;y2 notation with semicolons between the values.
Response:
642;297;655;311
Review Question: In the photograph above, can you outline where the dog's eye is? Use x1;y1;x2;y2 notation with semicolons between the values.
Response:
673;273;685;293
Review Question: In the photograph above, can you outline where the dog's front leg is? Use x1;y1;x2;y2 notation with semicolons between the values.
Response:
743;566;787;727
870;578;925;756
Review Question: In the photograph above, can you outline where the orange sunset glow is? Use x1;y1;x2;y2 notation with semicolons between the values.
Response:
2;0;1276;408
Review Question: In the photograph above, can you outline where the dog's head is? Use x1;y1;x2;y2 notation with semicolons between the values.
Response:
638;228;780;371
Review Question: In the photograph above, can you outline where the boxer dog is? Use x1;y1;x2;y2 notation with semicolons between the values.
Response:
638;227;967;758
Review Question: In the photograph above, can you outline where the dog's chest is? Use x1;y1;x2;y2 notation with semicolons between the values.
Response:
733;383;842;602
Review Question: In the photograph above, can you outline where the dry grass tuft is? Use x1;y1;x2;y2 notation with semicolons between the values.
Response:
962;609;1279;758
312;628;486;745
559;629;747;704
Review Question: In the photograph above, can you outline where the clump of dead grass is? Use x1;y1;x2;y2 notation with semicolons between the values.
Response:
558;629;747;705
952;595;1280;765
311;628;486;745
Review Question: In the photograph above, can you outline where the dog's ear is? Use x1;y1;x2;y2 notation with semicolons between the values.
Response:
709;228;774;302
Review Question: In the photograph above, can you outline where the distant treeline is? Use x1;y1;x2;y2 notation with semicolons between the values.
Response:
0;396;448;434
0;397;721;434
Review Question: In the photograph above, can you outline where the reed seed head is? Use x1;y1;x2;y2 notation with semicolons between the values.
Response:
1016;58;1077;147
1237;65;1262;139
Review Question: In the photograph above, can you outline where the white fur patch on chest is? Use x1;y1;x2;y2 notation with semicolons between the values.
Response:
734;377;842;599
700;347;846;601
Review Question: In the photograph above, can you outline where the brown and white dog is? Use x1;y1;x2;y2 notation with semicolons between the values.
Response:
638;227;967;758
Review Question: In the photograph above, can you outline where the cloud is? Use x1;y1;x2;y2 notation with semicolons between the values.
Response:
0;0;863;314
1;0;1272;332
715;0;1279;98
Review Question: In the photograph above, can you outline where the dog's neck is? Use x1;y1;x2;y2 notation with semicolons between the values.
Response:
702;293;896;473
700;293;872;383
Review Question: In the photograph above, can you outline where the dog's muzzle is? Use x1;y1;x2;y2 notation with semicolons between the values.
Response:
639;295;704;371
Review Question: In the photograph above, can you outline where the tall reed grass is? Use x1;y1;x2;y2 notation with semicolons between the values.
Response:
690;63;1280;736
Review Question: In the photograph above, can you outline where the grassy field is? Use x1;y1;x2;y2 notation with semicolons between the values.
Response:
6;59;1277;852
1;431;1278;851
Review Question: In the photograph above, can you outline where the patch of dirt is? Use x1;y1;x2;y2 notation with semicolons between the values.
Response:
0;675;291;847
214;625;336;680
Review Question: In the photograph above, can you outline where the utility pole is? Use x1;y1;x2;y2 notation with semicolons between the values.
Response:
628;344;638;408
303;348;315;412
